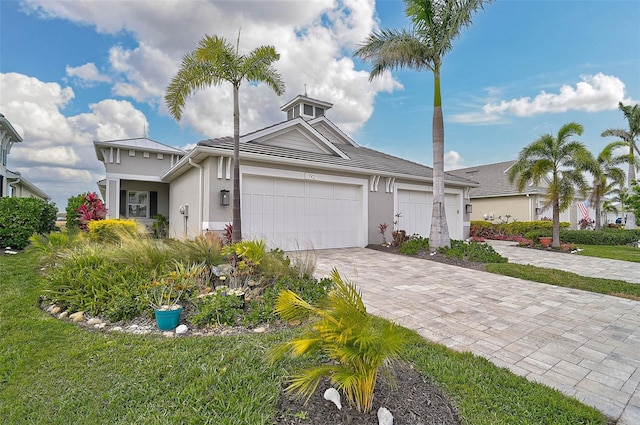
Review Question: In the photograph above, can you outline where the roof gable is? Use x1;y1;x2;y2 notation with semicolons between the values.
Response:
309;117;358;147
240;118;349;159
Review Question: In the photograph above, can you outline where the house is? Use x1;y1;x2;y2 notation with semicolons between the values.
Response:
95;95;477;250
448;160;596;228
94;137;185;227
0;113;51;202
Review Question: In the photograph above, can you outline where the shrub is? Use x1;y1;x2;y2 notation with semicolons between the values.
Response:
559;229;640;245
88;219;139;243
399;236;429;255
0;197;57;249
65;194;85;232
470;220;569;241
190;289;244;326
438;240;508;263
271;269;408;413
391;230;408;246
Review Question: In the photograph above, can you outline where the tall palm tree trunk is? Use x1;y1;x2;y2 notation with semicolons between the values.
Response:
627;149;637;229
552;197;560;247
429;69;450;251
232;83;242;243
594;194;602;231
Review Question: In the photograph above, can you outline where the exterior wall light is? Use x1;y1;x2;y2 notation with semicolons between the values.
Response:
465;204;473;214
535;207;542;215
220;189;230;206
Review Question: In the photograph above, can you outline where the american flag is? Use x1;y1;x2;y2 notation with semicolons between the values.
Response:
578;200;590;220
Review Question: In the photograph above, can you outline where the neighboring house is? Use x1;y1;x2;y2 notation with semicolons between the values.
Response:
0;113;51;202
95;95;477;250
449;160;596;229
94;137;185;227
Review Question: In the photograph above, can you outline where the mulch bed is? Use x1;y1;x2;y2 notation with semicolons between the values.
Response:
366;244;488;271
274;361;460;424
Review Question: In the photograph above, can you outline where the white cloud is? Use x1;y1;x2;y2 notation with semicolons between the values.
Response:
65;62;111;85
21;0;399;137
444;150;465;170
451;73;633;124
0;73;148;208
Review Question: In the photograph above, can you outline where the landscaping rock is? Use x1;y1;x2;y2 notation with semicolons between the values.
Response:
323;388;342;410
175;324;188;334
58;311;68;319
87;318;102;325
253;326;266;333
70;311;85;322
378;407;393;425
50;306;61;315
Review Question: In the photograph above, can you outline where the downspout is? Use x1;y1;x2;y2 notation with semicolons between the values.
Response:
188;158;204;236
8;177;21;197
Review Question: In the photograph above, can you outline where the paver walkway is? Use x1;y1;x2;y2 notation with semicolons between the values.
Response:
312;247;640;424
486;240;640;284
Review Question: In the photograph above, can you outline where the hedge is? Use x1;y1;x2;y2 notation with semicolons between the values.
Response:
559;229;640;245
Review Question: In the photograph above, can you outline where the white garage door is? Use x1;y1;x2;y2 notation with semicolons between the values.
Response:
242;175;361;250
397;190;462;240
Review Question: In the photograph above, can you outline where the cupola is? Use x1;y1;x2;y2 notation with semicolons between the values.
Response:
280;95;333;121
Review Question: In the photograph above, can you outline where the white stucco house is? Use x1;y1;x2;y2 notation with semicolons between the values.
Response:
1;113;51;202
95;95;476;250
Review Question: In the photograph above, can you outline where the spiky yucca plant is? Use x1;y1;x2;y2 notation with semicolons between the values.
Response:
271;269;407;413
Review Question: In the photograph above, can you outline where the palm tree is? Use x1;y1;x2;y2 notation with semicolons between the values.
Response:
508;122;594;247
588;143;626;230
165;32;285;243
602;102;640;188
611;186;631;224
354;0;492;251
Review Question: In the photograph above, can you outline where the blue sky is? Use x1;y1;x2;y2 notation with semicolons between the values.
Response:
1;0;639;209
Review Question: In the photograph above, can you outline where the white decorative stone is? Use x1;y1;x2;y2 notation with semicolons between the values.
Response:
253;326;266;333
175;324;188;334
94;323;106;329
58;311;68;319
50;306;61;315
87;318;102;325
323;388;342;410
377;407;393;425
110;326;123;332
162;331;175;337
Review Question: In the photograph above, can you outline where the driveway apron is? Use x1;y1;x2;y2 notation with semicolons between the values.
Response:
313;247;640;425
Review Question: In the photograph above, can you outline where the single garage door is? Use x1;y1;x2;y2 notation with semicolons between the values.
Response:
242;175;361;250
397;190;462;240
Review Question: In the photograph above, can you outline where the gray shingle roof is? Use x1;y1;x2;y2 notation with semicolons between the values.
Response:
448;160;547;197
197;137;475;185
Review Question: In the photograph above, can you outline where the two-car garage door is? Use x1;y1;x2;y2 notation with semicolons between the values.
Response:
242;175;362;250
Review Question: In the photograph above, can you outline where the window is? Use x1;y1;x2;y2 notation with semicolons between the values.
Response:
128;191;148;218
287;109;293;120
293;105;300;117
303;104;313;116
315;107;324;117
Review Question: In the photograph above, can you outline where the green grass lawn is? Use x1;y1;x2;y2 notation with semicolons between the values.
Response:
0;250;607;424
485;263;640;301
576;244;640;263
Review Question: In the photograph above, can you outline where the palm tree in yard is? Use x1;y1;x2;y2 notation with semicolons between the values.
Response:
508;122;594;248
602;102;640;228
165;32;285;243
588;143;626;230
354;0;492;251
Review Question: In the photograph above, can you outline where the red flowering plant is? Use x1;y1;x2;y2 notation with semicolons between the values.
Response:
76;192;107;231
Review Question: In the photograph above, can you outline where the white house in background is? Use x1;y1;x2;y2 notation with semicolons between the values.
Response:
94;95;477;250
0;113;51;202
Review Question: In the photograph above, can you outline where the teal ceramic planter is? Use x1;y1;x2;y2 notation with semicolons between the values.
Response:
154;307;182;331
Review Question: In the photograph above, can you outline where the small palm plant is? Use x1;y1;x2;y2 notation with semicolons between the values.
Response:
270;269;407;413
